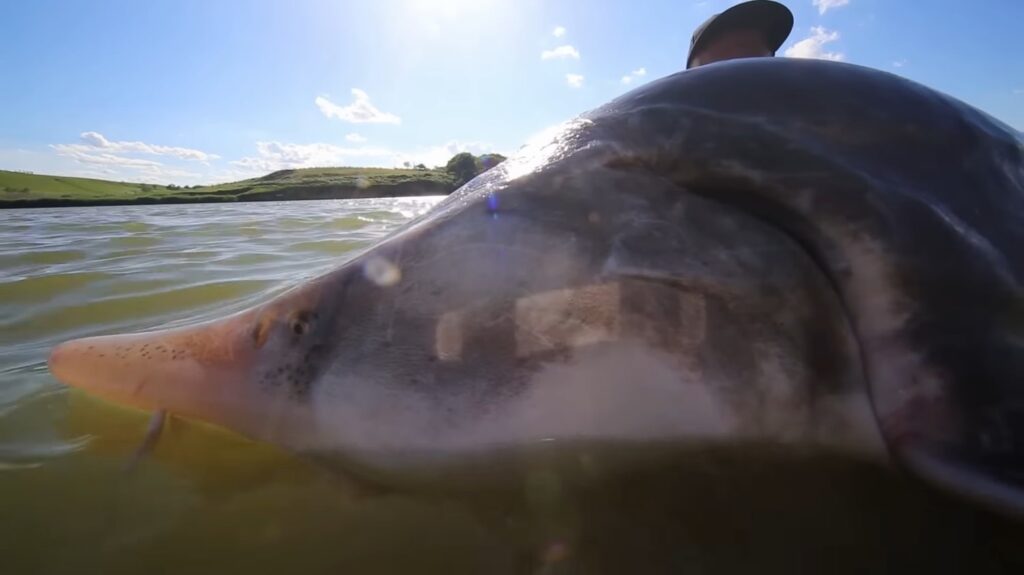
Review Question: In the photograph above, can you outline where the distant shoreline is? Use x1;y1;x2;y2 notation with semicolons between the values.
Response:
0;168;457;209
0;182;454;209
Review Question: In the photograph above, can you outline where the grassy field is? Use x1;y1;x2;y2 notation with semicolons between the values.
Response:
0;171;156;201
0;167;456;208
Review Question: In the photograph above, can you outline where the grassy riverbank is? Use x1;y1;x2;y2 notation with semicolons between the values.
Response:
0;168;456;208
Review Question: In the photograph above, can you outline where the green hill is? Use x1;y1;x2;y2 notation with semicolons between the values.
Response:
0;167;457;208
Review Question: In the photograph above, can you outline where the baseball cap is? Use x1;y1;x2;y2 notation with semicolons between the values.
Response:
687;1;794;69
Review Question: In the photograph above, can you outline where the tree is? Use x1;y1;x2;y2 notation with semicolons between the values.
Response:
414;163;427;170
445;152;481;187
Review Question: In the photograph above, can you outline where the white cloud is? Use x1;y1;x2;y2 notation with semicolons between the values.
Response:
784;26;844;61
134;165;203;183
813;0;850;15
553;26;566;38
566;74;584;88
45;131;219;185
345;133;368;143
48;143;203;184
79;131;110;147
394;141;496;169
541;45;580;60
50;146;164;168
69;131;217;162
621;67;647;84
37;128;503;185
892;59;907;68
231;141;393;173
315;89;401;124
231;140;501;173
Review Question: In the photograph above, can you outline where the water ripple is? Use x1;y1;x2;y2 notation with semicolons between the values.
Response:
0;197;442;468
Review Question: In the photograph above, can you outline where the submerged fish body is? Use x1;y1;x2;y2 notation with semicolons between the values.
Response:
49;59;1024;513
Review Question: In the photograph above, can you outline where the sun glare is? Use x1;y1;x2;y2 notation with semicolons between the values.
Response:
399;0;508;38
406;0;492;19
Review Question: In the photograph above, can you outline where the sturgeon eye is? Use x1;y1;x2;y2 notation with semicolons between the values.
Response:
289;310;316;337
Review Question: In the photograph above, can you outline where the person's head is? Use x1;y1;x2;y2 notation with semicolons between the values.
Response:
687;1;794;69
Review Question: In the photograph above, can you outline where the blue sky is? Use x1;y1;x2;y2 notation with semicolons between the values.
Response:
1;0;1021;185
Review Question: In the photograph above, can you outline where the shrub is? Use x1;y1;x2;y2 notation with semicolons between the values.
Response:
445;152;481;188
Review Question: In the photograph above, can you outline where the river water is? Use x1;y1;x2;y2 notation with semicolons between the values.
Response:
1;198;1022;574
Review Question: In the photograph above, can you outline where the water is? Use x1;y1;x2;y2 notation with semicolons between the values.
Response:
0;198;457;573
1;199;1022;574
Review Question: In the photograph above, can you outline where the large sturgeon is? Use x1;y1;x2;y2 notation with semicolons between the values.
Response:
49;59;1024;513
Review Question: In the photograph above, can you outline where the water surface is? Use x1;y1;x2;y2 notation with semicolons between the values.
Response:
1;198;1022;574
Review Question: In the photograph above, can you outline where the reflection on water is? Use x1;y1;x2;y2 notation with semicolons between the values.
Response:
0;198;1022;574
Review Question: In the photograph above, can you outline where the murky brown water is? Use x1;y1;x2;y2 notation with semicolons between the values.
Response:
1;199;1021;574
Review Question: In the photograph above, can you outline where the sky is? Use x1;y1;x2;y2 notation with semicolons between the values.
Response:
0;0;1021;185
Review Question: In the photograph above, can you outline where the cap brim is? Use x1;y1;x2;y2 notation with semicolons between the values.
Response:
687;1;794;68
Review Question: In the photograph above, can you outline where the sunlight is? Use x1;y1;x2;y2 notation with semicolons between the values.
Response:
398;0;509;40
503;119;594;181
405;0;495;20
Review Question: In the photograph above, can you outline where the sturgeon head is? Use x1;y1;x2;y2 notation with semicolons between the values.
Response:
50;59;1024;512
